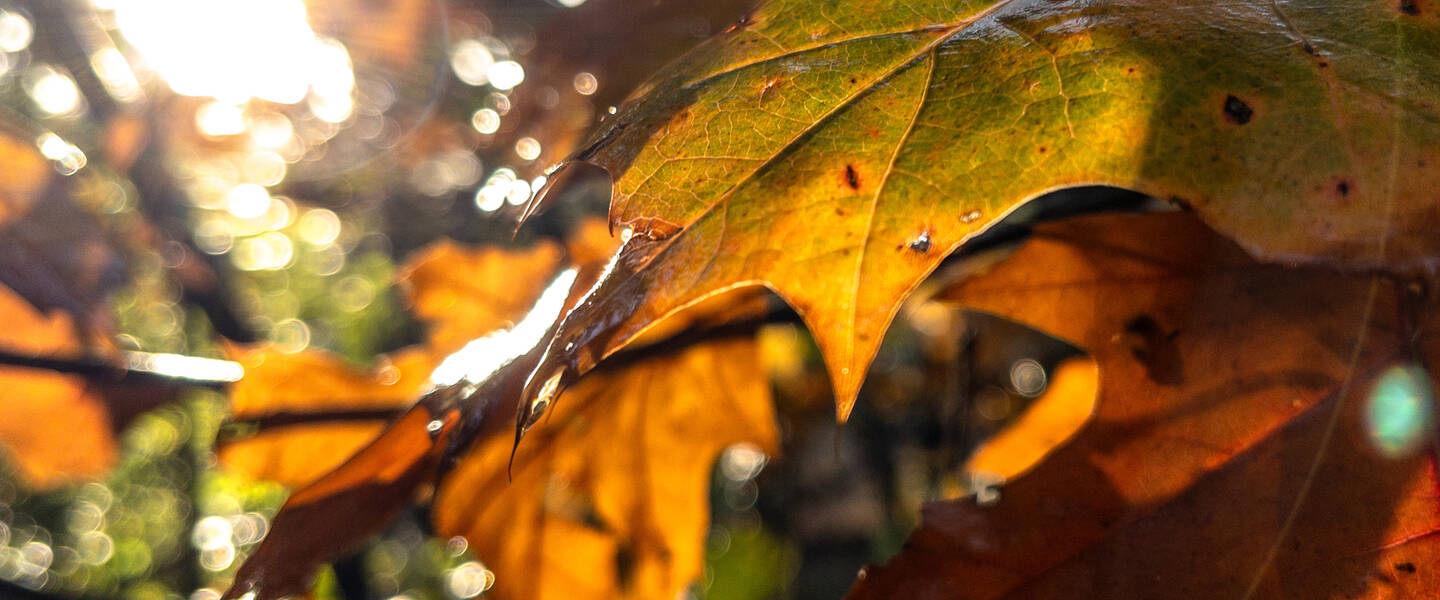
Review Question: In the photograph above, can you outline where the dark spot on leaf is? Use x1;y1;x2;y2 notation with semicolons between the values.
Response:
1318;60;1329;68
1223;95;1253;125
1126;66;1136;74
844;164;861;190
1038;146;1047;154
850;77;858;84
907;231;932;253
835;207;847;216
1302;42;1316;55
616;543;636;591
1396;562;1417;574
1336;180;1350;196
1123;315;1183;385
1401;0;1420;15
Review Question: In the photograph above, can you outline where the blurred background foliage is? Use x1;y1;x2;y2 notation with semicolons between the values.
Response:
0;1;1085;599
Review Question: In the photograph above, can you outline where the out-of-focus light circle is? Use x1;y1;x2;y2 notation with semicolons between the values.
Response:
36;133;86;175
226;183;272;218
450;39;494;86
1009;358;1047;397
556;0;588;6
445;536;468;556
445;561;495;598
333;275;375;312
233;231;294;270
0;10;33;52
272;318;311;353
26;66;83;116
487;61;524;90
297;208;341;245
200;544;235;571
249;113;295;149
505;179;532;206
195;219;235;254
196;101;246;136
573;71;598;95
514;137;541;161
191;516;232;551
471;108;500;134
489;92;512;115
1365;363;1437;458
90;48;143;102
719;443;767;482
190;589;222;600
309;93;353;123
475;184;504;212
77;532;113;565
243;151;287;185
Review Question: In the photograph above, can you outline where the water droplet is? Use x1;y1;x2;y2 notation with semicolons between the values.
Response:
961;209;982;223
907;231;931;253
426;419;445;437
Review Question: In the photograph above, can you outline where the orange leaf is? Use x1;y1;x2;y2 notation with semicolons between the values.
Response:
433;333;776;600
0;284;118;489
848;213;1440;599
217;346;436;488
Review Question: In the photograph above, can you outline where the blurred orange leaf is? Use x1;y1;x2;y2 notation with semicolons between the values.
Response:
433;333;776;600
848;213;1440;599
0;283;141;490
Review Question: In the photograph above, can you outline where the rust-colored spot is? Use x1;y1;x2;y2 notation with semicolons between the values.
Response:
1401;0;1420;15
1223;95;1253;125
844;164;861;190
1037;145;1048;154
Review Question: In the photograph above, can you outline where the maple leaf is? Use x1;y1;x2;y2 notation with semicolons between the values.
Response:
521;0;1440;424
848;213;1440;599
220;227;776;600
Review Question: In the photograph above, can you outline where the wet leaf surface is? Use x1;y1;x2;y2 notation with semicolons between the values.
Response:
526;0;1440;420
846;213;1440;599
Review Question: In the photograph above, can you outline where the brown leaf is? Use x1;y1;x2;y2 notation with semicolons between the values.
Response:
848;213;1440;599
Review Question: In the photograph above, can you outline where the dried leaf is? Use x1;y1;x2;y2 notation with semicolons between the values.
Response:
848;213;1440;599
524;0;1440;421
